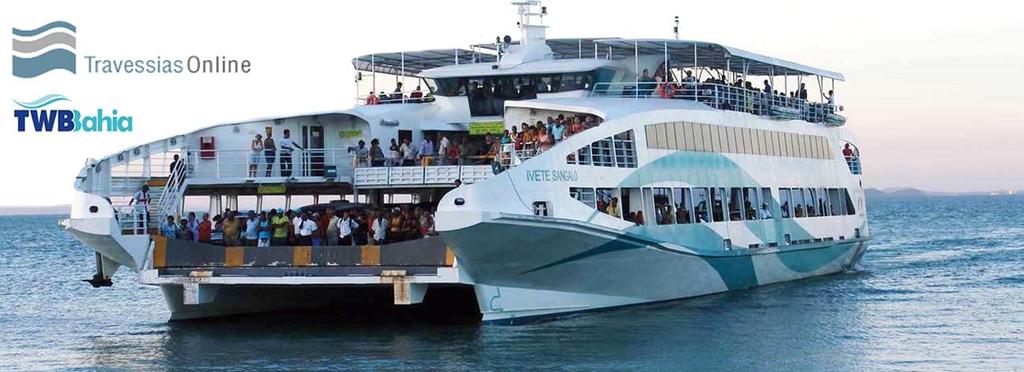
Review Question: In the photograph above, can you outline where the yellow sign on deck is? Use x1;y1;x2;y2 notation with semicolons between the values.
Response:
468;121;505;135
257;184;286;194
339;130;363;139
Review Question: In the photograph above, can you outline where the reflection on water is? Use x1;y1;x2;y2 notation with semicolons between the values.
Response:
2;195;1023;370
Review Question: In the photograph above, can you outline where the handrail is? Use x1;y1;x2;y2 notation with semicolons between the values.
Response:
357;90;434;105
180;148;357;182
590;82;845;125
156;157;188;225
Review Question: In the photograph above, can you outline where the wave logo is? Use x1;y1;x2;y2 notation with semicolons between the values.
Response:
12;21;77;78
14;94;132;133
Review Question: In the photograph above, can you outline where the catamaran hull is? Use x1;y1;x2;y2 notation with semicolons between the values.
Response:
441;218;867;324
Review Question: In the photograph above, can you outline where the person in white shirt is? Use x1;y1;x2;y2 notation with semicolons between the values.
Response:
297;212;318;245
437;134;451;165
759;203;773;219
371;213;388;245
279;129;304;178
291;212;302;238
336;211;359;246
400;138;416;166
128;185;151;229
243;210;259;246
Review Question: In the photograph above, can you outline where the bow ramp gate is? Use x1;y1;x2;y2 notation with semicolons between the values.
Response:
140;236;480;320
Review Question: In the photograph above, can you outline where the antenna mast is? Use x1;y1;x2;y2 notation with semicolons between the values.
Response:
673;16;679;39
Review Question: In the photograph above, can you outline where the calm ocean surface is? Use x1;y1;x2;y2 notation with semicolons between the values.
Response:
1;196;1022;371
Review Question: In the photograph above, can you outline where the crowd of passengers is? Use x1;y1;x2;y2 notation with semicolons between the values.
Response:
363;82;432;105
596;195;773;226
346;113;602;168
632;69;837;118
157;204;436;247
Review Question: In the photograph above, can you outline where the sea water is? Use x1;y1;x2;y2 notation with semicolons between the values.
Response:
1;196;1022;370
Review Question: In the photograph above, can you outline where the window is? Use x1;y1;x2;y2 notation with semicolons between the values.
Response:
596;188;620;218
570;187;596;209
654;188;674;225
760;188;773;219
805;188;817;217
817;187;829;216
533;201;550;216
728;187;744;221
621;187;642;224
779;188;792;218
613;130;636;168
642;188;656;225
591;138;614;167
844;188;857;215
792;188;806;217
828;188;843;216
693;187;710;223
674;187;693;224
711;187;726;222
743;187;759;221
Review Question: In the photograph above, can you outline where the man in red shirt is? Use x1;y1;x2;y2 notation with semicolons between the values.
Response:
197;213;213;243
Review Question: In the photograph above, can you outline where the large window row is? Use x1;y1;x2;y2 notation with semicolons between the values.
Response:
778;187;856;218
569;186;856;226
566;130;636;168
645;122;833;160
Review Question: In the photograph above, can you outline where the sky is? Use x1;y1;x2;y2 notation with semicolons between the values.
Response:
1;0;1022;207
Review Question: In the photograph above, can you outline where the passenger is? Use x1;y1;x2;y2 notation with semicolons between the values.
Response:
634;210;645;225
354;140;369;168
419;210;435;236
263;131;276;177
759;203;773;219
400;138;416;166
128;185;150;229
656;76;677;99
337;211;358;246
676;207;691;224
256;211;271;247
537;127;553;152
326;210;340;246
289;210;302;245
781;201;791;218
389;209;404;241
606;197;621;218
369;138;386;167
842;143;855;167
211;215;224;245
401;209;420;240
223;212;241;246
161;216;177;238
457;137;472;165
763;80;772;95
279;129;303;178
365;91;380;105
417;136;434;165
437;133;451;165
371;211;388;245
186;212;200;242
410;85;424;102
388;138;401;166
176;219;193;240
639;69;657;96
244;211;258;246
317;209;332;246
378;91;389;104
795;204;805;218
270;210;289;246
798;83;808;100
551;119;565;142
392;82;405;103
297;212;317;245
249;134;263;177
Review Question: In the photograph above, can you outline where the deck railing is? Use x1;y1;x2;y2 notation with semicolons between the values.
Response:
590;82;846;126
180;148;356;182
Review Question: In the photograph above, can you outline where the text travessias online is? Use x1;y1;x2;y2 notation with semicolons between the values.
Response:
83;55;251;74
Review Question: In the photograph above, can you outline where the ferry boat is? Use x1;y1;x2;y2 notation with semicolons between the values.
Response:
62;1;868;324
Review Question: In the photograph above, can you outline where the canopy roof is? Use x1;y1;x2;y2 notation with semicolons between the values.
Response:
593;39;844;81
351;49;497;76
352;38;843;81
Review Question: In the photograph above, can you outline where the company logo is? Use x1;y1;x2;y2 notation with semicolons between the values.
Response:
12;21;77;78
14;93;132;133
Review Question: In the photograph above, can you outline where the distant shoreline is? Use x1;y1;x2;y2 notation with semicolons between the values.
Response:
0;205;70;216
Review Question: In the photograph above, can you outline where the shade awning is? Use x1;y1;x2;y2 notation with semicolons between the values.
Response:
593;39;844;81
352;49;498;76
